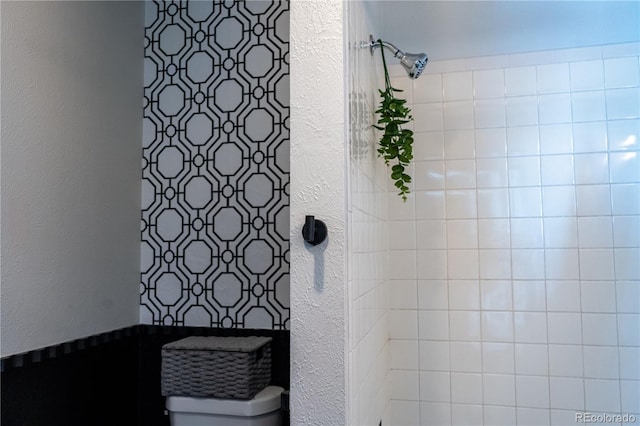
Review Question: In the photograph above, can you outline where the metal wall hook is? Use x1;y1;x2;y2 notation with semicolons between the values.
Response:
302;215;327;246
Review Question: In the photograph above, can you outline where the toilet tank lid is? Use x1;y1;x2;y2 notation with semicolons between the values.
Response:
166;386;284;417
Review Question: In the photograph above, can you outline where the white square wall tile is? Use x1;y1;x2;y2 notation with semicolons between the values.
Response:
417;220;447;250
544;217;578;248
415;73;443;103
517;407;550;426
474;99;506;128
414;132;445;161
570;60;604;91
583;346;619;379
420;402;452;426
605;56;640;89
477;188;510;218
515;343;548;375
582;313;618;345
578;217;613;248
516;375;550;408
618;314;640;346
513;280;546;311
505;66;537;96
571;90;606;122
391;340;419;370
539;93;572;124
390;369;420;401
542;186;577;217
451;403;483;426
506;96;538;126
508;156;541;187
449;310;481;341
607;118;639;152
479;249;511;279
581;281;616;313
446;190;477;219
389;250;417;280
482;311;514;342
611;183;640;215
511;218;544;249
389;400;420;426
420;340;450;371
448;280;480;309
389;309;418;340
550;377;585;410
444;101;474;130
413;103;444;132
478;219;510;249
585;379;621;412
417;250;447;280
574;153;609;185
537;63;571;94
451;373;483;404
616;281;640;313
512;249;545;280
477;158;509;188
573;121;608;153
514;313;548;344
444;130;475;159
420;371;451;403
507;126;540;156
475;128;507;158
473;69;505;99
576;184;612;216
483;374;515;406
510;187;542;218
579;248;615;280
619;347;640;380
541;155;574;186
389;221;417;250
620;380;640;414
545;248;579;280
482;342;515;374
390;280;419;310
610;151;640;183
607;88;640;120
418;280;449;310
415;160;445;191
480;280;512;310
539;124;573;154
443;71;473;101
445;160;476;189
416;190;445;220
447;250;479;279
547;312;582;344
546;280;581;312
450;341;481;372
484;405;516;426
418;310;449;340
549;344;584;377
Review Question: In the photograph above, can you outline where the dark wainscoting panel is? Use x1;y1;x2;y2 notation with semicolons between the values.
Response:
1;325;290;426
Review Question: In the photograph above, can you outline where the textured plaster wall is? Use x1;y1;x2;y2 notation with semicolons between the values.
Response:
0;1;143;357
289;0;346;424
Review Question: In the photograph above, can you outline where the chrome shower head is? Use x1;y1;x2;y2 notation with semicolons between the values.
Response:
369;35;428;79
399;52;429;79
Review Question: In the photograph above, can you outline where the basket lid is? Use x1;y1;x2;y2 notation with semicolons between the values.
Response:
162;336;272;352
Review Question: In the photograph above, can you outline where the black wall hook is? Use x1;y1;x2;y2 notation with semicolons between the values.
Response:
302;215;327;246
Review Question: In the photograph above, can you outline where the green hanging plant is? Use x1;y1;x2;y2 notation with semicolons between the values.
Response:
373;39;414;202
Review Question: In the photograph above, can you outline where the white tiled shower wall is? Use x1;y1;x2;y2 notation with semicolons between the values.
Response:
388;43;640;425
346;1;390;425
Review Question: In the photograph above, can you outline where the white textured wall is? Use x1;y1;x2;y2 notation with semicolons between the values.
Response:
388;43;640;425
345;1;391;425
290;0;346;424
1;1;143;357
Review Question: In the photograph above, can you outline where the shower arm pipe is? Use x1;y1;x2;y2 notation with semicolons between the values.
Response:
368;36;404;59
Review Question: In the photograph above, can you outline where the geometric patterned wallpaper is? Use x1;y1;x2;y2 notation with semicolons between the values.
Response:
140;0;290;330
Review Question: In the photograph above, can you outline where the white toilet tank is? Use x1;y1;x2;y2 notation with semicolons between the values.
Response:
166;385;284;426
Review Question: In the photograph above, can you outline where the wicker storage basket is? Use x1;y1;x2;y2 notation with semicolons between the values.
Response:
161;336;272;399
